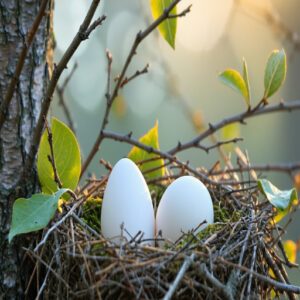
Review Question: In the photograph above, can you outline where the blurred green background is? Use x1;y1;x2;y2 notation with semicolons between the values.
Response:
52;0;300;283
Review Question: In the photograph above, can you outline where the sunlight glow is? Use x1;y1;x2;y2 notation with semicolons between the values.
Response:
177;0;233;52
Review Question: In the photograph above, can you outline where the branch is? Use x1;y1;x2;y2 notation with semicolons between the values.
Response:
99;130;249;187
23;1;106;181
56;63;78;133
120;63;149;88
200;263;234;300
163;253;195;300
81;0;185;177
0;0;50;129
210;161;300;176
218;257;300;294
168;100;300;155
44;118;62;188
34;198;83;252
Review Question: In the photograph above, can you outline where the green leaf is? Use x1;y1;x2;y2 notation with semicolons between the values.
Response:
242;58;251;107
128;121;165;181
219;69;249;107
150;0;177;49
8;189;69;242
258;179;297;222
37;118;81;197
264;49;287;99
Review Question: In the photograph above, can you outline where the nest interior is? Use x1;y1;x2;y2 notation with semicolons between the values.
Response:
23;165;299;300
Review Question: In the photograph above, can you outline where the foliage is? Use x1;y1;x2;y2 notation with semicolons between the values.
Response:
37;118;81;196
9;189;69;242
128;121;165;181
150;0;177;48
258;179;298;223
219;50;287;106
264;49;287;99
219;66;250;108
9;119;80;242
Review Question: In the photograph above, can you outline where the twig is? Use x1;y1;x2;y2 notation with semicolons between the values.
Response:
168;100;300;155
56;63;78;133
198;263;234;300
34;198;84;252
35;254;55;300
120;64;149;88
71;213;101;238
168;4;192;19
44;117;62;188
218;256;300;295
23;1;106;180
0;0;50;129
211;161;300;176
24;248;72;291
163;253;195;300
81;0;185;177
105;50;113;102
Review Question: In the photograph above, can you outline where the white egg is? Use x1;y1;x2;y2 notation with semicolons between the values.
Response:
101;158;155;244
156;176;214;243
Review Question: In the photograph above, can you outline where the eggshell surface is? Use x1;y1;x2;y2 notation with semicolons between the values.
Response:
101;158;155;244
156;176;214;243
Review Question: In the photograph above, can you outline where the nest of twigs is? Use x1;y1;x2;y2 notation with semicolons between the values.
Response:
24;161;299;300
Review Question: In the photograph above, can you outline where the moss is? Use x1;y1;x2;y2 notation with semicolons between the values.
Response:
214;202;242;223
171;203;243;249
81;197;102;232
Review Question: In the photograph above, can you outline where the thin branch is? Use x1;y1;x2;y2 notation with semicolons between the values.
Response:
34;198;84;252
56;63;78;133
105;50;113;102
218;257;300;294
99;130;252;187
163;253;195;300
168;4;192;19
23;1;106;181
198;263;234;300
44;117;62;188
0;0;50;129
211;161;300;176
120;63;149;88
81;0;185;177
168;100;300;155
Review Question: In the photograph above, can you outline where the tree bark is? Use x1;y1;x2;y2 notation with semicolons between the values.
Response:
0;0;52;298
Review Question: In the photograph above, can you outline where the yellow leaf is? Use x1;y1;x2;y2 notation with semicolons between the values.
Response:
128;121;165;181
220;123;240;152
283;240;297;264
192;110;204;132
150;0;177;48
112;94;127;117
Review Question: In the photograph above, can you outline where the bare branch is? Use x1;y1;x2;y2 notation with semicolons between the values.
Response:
44;118;62;188
56;63;78;133
120;63;149;88
163;253;195;300
211;161;300;176
81;0;185;177
168;100;300;155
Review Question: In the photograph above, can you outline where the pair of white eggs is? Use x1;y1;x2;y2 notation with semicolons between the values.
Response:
101;158;214;245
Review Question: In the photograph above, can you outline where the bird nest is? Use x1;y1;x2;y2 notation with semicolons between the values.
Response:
24;160;299;300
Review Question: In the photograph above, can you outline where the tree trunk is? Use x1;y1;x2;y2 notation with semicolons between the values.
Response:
0;1;52;298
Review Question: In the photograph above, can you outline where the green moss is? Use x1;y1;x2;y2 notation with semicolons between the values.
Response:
214;202;242;223
171;203;243;249
81;197;102;232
